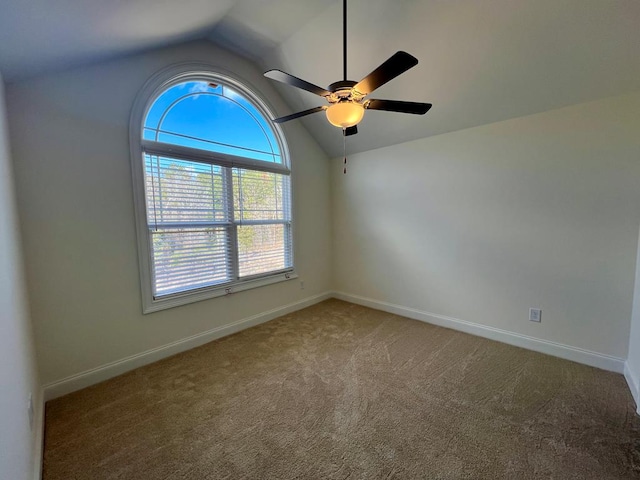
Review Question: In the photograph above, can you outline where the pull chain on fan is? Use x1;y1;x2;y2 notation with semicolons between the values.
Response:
343;127;347;174
264;0;432;136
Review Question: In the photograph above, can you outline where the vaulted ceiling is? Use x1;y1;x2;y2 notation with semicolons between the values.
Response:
1;0;639;157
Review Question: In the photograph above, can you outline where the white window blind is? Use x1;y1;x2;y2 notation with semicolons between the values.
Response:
143;154;292;298
234;168;292;278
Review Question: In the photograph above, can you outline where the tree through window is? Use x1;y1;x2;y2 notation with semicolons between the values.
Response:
132;73;293;310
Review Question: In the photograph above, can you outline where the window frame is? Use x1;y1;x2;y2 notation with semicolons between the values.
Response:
129;64;296;313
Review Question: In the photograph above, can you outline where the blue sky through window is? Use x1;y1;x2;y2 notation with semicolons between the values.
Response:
144;81;281;163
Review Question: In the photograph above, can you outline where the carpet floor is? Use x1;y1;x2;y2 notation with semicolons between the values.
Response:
43;299;640;479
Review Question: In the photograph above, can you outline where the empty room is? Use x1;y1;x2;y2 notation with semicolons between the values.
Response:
1;0;639;478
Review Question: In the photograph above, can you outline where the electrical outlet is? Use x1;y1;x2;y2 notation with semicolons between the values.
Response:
27;393;34;430
529;308;542;323
300;281;305;290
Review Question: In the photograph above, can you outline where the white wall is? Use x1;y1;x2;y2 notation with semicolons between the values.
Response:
6;40;332;389
626;226;640;413
0;70;41;480
332;92;640;364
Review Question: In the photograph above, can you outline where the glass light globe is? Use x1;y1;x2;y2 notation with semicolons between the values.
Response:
325;102;365;128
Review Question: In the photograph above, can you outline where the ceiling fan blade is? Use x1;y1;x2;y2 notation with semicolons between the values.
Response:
354;51;419;95
344;125;358;136
366;99;432;115
272;106;327;123
265;70;331;97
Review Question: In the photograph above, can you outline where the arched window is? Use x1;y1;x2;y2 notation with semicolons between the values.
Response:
130;68;293;312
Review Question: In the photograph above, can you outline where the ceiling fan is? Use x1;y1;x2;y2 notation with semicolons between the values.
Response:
264;0;432;136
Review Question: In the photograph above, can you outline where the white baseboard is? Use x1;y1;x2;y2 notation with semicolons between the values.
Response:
332;291;626;374
33;386;44;480
624;362;640;415
40;290;629;404
43;291;332;401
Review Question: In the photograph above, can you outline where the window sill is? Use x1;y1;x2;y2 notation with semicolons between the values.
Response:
143;271;298;314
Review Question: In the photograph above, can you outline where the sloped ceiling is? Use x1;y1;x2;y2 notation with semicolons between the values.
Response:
1;0;639;157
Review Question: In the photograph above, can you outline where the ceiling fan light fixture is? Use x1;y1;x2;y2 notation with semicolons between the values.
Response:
325;101;365;128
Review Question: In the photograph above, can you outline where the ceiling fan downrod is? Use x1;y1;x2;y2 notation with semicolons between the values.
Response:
343;0;347;82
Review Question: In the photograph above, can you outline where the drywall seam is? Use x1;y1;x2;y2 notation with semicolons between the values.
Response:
333;291;625;373
624;362;640;415
43;291;332;401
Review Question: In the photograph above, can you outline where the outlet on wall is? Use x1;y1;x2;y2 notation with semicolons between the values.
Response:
27;393;34;430
300;281;305;290
529;308;542;323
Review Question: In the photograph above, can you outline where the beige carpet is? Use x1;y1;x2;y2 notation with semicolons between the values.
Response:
43;299;640;479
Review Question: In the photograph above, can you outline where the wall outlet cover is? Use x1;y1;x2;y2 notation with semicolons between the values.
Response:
529;308;542;322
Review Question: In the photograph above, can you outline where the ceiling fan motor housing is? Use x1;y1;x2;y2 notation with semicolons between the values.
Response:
329;80;356;92
328;80;365;104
